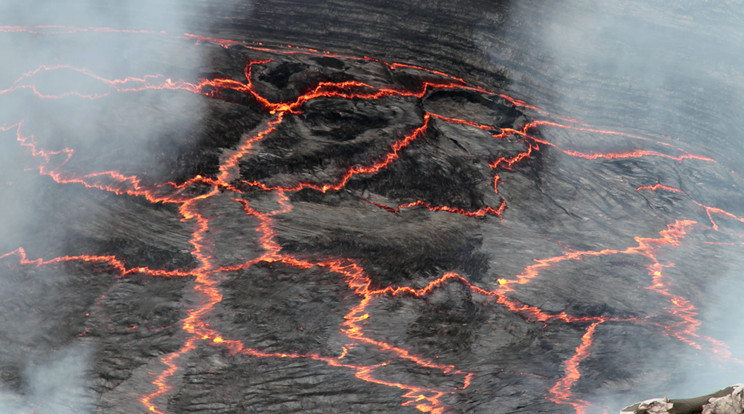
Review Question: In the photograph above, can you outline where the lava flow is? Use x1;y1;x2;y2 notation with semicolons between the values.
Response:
1;25;741;414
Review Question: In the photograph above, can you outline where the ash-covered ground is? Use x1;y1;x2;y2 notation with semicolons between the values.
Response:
1;1;744;413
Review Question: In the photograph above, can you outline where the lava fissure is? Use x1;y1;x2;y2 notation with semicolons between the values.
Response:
548;322;602;414
2;25;738;414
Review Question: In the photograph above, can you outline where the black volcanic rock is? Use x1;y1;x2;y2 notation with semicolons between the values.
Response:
2;1;744;413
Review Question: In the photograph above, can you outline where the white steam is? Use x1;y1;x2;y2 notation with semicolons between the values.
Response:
0;0;248;412
0;345;93;414
475;0;744;410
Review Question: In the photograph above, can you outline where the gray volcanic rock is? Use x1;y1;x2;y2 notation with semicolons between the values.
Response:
621;384;744;414
1;1;744;413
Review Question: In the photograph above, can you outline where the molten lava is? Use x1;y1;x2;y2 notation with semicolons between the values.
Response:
1;25;740;413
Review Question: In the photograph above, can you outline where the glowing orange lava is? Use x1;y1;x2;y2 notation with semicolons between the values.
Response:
1;25;738;413
548;322;602;414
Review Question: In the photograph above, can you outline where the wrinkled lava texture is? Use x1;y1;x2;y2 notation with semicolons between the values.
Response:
1;1;743;413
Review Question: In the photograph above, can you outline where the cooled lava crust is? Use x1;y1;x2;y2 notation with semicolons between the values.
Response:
1;28;740;414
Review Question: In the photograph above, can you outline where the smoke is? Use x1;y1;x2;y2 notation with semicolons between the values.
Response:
0;0;248;411
474;0;744;410
0;345;93;414
0;0;204;251
674;266;744;395
476;1;744;156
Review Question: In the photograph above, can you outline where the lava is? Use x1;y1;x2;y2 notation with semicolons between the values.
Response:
240;114;432;195
548;322;603;414
1;25;739;413
637;182;744;234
